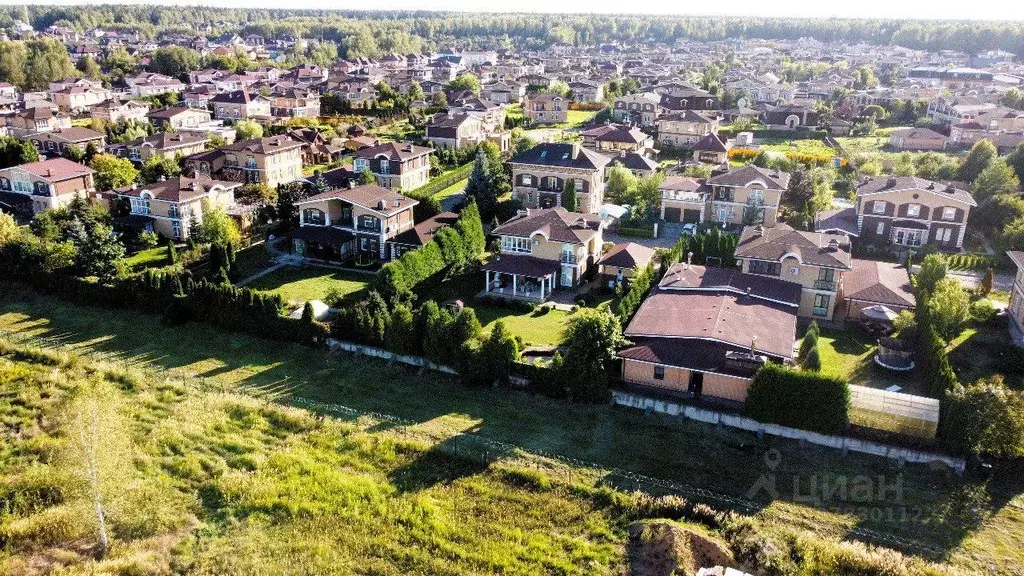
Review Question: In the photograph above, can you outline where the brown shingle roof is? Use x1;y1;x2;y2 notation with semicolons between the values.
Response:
707;164;790;190
624;290;797;360
659;263;802;306
481;253;561;278
392;212;458;246
14;158;94;182
597;242;655;270
354;141;432;161
843;259;915;309
116;175;239;202
296;183;417;216
491;207;602;245
736;224;852;270
856;176;977;207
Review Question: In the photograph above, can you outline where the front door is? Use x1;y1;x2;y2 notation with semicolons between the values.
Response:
688;371;704;397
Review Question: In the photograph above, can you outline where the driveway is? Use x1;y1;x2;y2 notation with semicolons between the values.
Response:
604;222;685;250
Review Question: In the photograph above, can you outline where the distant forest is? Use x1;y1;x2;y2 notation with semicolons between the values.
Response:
4;6;1024;57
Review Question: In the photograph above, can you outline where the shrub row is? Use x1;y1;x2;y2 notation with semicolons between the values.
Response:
405;162;474;200
744;363;851;434
616;226;656;239
614;263;654;325
946;253;994;271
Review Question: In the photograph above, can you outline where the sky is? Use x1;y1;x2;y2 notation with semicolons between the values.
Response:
26;0;1024;21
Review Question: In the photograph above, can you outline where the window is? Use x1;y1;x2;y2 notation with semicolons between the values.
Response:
936;227;952;243
12;179;30;193
172;220;181;239
168;204;179;218
906;204;920;217
876;221;885;235
748;260;781;276
302;208;326;225
522;174;533;186
789;266;800;276
574;179;584;192
379;161;390;175
362;215;377;229
813;294;831;317
130;196;150;215
0;177;8;190
653;366;665;380
501;236;533;254
872;201;886;214
942;207;956;221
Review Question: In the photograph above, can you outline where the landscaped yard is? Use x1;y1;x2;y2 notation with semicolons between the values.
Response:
475;304;571;347
810;328;920;393
948;320;1024;389
125;246;171;271
758;138;837;156
2;288;1024;575
436;177;468;200
230;243;274;280
246;265;370;307
369;119;421;142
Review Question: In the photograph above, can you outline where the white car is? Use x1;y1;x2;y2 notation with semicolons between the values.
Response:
681;223;698;236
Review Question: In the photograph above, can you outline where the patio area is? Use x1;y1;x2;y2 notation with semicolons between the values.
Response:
480;254;561;303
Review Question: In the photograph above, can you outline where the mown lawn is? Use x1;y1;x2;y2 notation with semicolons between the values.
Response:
435;177;468;200
231;244;274;280
369;119;421;142
246;265;370;307
811;328;918;393
758;138;837;156
948;320;1024;390
125;246;171;271
475;304;571;347
2;288;1023;576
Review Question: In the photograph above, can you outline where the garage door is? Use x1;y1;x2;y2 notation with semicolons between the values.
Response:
663;207;682;222
683;209;702;224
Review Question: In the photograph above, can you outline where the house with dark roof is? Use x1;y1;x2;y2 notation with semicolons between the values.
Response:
0;158;95;215
597;242;655;286
113;175;241;240
483;207;605;300
147;107;212;130
211;90;272;120
690;133;731;164
604;151;659;177
25;127;106;158
840;259;915;321
185;135;304;188
854;176;977;250
509;143;611;214
352;142;432;192
580;123;654;153
291;184;419;262
391;212;459;255
735;223;853;320
619;262;799;403
656;110;720;149
523;92;567;124
107;132;208;164
1006;251;1024;344
704;164;791;227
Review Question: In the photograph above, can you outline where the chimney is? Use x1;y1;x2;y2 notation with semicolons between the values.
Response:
754;224;764;237
746;286;752;298
750;335;758;355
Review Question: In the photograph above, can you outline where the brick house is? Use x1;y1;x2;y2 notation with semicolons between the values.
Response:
854;176;976;250
509;143;611;214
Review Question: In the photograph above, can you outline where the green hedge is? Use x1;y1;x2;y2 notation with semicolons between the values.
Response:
718;128;829;140
405;162;473;200
744;364;850;434
945;253;996;271
617;226;656;239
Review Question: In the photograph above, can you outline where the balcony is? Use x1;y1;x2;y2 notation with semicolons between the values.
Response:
560;253;577;264
357;223;382;233
813;279;836;291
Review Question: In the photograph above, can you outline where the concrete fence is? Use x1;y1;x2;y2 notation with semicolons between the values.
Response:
327;338;458;375
611;390;966;473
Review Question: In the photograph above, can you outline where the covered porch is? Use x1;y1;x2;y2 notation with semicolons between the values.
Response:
291;226;357;263
481;254;560;303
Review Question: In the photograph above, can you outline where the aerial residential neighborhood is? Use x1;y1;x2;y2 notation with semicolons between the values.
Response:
1;5;1024;576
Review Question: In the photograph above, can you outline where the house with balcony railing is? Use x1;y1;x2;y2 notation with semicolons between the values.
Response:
291;184;419;262
734;224;852;321
509;143;610;214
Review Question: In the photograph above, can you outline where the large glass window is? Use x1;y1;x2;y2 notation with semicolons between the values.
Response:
872;201;886;214
302;208;326;225
501;236;533;254
748;260;781;276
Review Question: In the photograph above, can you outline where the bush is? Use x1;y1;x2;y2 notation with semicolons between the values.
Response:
616;226;656;239
970;299;997;323
745;364;850;434
802;345;822;371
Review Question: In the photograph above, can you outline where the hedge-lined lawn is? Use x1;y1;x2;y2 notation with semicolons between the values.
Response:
948;322;1024;389
247;266;370;307
566;109;600;127
2;290;1024;574
475;304;571;347
125;246;171;271
231;244;274;280
811;329;918;393
369;119;421;142
436;177;468;199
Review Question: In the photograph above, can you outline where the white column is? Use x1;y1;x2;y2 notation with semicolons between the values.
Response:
512;274;517;295
486;270;491;292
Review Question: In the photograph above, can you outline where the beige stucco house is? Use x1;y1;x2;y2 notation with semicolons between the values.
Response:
509;143;611;214
0;158;96;215
114;175;242;240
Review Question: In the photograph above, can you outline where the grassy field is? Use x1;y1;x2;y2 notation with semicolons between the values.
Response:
1;288;1023;575
0;333;629;575
369;119;421;142
948;320;1024;390
758;139;837;156
246;265;370;307
230;244;274;280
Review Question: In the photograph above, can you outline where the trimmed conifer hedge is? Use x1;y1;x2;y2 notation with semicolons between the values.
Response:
744;363;851;434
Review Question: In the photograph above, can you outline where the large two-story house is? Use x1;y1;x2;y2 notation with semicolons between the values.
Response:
185;135;303;189
352;142;432;192
291;184;419;262
509;143;611;214
114;175;241;240
734;224;853;321
579;123;654;153
108;132;207;164
483;207;604;300
853;176;977;250
661;165;789;227
148;107;212;130
211;91;272;121
523;93;568;124
656;110;720;149
0;158;96;215
1005;251;1024;344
